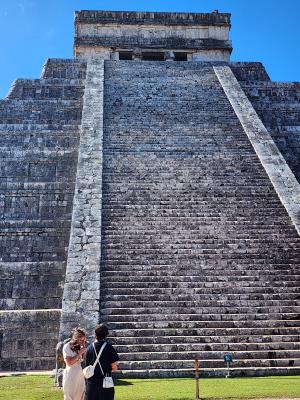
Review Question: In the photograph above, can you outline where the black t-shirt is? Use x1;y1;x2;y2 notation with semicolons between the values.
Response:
85;341;119;383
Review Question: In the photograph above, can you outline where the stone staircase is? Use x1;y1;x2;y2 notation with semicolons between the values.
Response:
99;61;300;377
0;59;86;370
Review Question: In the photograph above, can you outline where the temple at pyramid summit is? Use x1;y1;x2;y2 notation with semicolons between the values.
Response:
1;10;300;377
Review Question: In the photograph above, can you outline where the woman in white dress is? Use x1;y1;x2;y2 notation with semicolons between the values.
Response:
63;327;87;400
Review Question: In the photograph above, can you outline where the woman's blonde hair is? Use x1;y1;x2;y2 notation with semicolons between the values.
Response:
69;327;86;352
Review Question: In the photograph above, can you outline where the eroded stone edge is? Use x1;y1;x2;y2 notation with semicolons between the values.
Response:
59;60;104;339
214;65;300;236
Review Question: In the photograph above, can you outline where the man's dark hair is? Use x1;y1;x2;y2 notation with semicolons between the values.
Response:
95;324;109;341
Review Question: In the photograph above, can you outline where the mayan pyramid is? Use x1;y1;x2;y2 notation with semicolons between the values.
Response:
0;10;299;377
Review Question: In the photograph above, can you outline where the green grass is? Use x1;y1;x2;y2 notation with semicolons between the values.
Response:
0;376;61;400
0;375;299;400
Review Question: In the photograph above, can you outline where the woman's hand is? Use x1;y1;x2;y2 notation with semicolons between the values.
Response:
111;362;119;372
78;347;87;357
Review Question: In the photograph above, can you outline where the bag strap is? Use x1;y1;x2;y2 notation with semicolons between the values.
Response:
92;342;107;369
93;342;107;377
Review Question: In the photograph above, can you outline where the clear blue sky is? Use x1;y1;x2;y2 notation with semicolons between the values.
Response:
1;0;299;98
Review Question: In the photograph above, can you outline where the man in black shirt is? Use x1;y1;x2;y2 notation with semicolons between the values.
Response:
85;324;119;400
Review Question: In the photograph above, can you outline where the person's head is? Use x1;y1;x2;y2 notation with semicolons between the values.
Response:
69;327;86;351
95;324;109;341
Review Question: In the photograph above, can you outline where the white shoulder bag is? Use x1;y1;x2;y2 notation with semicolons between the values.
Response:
82;342;107;379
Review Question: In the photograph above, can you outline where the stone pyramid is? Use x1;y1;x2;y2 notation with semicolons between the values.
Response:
0;11;299;377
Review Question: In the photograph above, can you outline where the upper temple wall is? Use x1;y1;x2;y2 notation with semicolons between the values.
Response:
74;10;232;62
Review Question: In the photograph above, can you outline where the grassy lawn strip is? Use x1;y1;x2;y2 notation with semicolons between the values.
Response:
0;375;299;400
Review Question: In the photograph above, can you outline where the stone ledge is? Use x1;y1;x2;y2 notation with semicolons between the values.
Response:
75;10;231;26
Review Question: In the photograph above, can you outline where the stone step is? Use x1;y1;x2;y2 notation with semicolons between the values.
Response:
101;300;300;309
101;275;300;284
101;228;297;236
102;225;298;235
102;259;299;266
0;99;81;106
101;211;292;218
101;270;300;279
108;326;299;337
100;285;300;295
0;100;82;125
102;209;293;217
100;194;291;201
114;341;300;353
101;305;300;316
101;198;283;205
100;281;300;290
119;349;300;362
104;319;300;330
100;278;300;287
114;366;300;378
102;210;289;217
101;310;300;327
101;292;300;302
101;200;286;207
101;225;297;233
102;247;300;256
101;181;277;188
102;248;299;256
101;268;300;276
0;220;72;229
102;225;297;232
117;358;300;370
0;130;80;149
103;142;265;150
102;259;299;267
0;123;81;131
0;148;77;157
7;80;85;100
40;58;86;79
101;251;300;259
102;210;297;220
101;258;300;265
111;334;300;345
0;181;76;191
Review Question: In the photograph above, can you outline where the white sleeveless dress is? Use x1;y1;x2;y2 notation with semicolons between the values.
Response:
62;342;85;400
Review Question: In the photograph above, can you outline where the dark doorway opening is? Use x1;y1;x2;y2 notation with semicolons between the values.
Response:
119;52;133;60
174;52;188;61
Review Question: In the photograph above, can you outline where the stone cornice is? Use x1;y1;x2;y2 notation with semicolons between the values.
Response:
74;37;232;51
75;10;231;26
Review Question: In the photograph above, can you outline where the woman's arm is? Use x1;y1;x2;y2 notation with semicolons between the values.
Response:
65;354;81;367
65;348;86;367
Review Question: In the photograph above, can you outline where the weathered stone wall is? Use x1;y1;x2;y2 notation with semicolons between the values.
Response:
239;81;300;183
0;262;64;310
0;59;86;370
230;62;300;184
230;62;271;81
0;310;60;370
